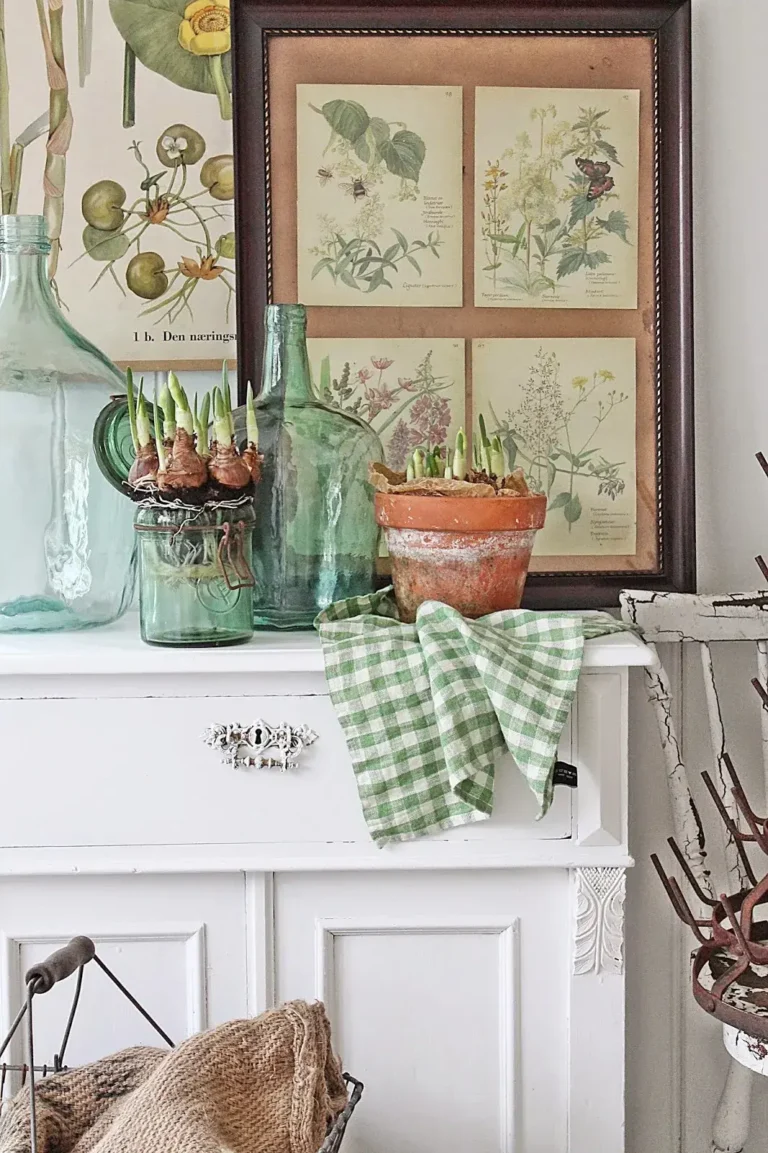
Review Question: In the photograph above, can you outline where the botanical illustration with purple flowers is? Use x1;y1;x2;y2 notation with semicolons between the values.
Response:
307;338;465;469
473;337;637;557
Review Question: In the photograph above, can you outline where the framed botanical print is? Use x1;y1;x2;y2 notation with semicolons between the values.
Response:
232;0;694;608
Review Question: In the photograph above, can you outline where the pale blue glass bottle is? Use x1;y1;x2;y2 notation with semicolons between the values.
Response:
0;215;135;631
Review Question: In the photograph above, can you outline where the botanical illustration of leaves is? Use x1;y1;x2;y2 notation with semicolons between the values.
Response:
109;0;232;92
547;459;557;491
311;258;335;280
354;117;391;163
583;250;612;270
322;99;370;143
568;193;596;228
564;493;583;523
556;248;587;279
594;139;621;165
549;492;572;510
378;130;426;182
597;210;630;243
391;228;409;253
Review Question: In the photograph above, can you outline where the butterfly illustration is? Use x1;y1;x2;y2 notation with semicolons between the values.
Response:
576;158;615;201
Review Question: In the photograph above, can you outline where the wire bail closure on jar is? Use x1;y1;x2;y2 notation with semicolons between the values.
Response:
134;507;256;592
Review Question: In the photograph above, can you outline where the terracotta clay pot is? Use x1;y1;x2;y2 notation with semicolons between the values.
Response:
375;492;547;623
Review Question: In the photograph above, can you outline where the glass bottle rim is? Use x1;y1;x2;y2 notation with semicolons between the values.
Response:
0;214;51;254
264;303;306;330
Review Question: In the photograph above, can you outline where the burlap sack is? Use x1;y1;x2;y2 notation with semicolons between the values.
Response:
0;1001;347;1153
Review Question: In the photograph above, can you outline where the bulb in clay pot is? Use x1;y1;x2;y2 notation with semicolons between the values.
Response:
157;372;208;492
126;373;158;489
208;368;251;490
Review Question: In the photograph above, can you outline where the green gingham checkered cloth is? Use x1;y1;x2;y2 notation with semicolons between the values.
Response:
315;589;629;846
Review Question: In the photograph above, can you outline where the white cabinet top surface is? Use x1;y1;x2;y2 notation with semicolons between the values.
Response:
0;612;655;677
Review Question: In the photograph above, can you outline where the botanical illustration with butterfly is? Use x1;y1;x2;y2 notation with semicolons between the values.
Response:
475;89;639;308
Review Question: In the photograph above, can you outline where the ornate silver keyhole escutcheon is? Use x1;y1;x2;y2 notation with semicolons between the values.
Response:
202;721;318;772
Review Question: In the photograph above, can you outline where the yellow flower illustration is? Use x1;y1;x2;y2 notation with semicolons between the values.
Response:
179;0;230;56
572;375;589;391
598;369;616;382
178;0;232;119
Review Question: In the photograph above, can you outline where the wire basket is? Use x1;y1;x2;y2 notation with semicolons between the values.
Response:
0;937;362;1151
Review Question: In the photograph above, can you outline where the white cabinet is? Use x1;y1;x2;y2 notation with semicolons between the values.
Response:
0;617;653;1151
274;869;570;1153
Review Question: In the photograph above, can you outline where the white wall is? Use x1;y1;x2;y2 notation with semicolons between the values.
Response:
627;3;768;1148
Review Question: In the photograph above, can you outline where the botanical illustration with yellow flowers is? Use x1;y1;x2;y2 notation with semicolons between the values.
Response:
475;87;639;310
474;338;637;556
6;0;236;362
306;338;465;468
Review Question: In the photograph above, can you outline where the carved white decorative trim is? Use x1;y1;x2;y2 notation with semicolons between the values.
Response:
573;867;625;976
202;720;318;771
314;916;519;1153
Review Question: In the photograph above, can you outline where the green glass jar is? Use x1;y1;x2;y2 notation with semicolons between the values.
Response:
135;501;255;647
0;215;135;631
237;304;382;630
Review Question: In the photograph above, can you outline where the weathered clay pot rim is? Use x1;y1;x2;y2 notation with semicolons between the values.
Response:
375;491;547;533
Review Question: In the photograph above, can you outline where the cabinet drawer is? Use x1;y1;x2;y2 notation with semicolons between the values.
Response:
0;693;571;848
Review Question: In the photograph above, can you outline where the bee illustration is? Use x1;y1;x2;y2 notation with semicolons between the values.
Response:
316;167;334;186
339;177;370;201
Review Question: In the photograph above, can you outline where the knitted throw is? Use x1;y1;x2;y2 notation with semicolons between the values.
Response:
0;1001;347;1153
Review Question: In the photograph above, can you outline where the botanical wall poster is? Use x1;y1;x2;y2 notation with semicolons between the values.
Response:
474;88;640;309
473;338;637;556
306;338;465;468
297;85;463;307
7;0;235;366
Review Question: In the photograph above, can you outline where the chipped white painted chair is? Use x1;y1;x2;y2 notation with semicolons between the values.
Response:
620;589;768;1153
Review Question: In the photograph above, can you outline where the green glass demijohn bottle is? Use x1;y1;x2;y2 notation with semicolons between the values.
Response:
0;215;135;631
243;304;382;629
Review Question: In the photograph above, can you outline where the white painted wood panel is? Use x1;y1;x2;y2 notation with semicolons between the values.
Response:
274;870;570;1153
0;694;572;851
0;873;248;1086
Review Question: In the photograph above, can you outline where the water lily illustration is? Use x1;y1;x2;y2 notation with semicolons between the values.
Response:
76;133;235;327
179;254;223;280
110;0;233;122
178;0;231;118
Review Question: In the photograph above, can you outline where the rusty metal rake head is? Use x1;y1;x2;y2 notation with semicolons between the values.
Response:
653;755;768;1038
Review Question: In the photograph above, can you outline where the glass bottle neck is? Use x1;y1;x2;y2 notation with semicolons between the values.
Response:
0;249;59;322
260;318;314;403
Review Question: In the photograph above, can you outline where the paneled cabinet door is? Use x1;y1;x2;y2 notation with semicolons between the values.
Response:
0;873;249;1083
273;869;570;1153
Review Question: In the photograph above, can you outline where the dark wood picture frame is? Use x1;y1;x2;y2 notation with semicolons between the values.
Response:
232;0;693;609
